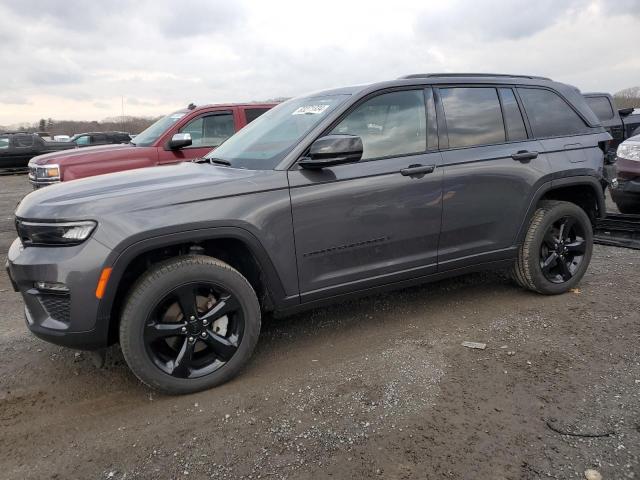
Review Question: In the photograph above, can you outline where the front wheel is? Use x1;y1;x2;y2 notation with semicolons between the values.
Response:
119;255;261;395
512;201;593;295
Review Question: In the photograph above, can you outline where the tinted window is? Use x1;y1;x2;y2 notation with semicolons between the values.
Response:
15;134;34;147
498;88;527;141
245;108;270;124
181;113;235;147
518;88;589;138
92;134;107;143
440;87;505;148
585;96;614;121
331;90;426;160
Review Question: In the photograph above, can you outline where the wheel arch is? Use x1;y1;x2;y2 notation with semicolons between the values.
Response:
98;227;290;345
515;176;606;245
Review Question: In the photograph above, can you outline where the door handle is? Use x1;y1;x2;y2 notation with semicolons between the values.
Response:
400;164;435;176
511;150;538;162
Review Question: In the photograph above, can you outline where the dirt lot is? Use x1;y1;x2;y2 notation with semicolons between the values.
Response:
0;174;638;480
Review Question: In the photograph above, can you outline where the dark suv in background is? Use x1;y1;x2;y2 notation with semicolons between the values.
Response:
70;131;132;147
7;73;610;394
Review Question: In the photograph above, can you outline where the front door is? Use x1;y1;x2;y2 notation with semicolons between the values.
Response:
157;111;236;164
289;89;443;301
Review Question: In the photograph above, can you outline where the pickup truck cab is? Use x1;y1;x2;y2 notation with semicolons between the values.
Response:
28;103;275;187
583;93;640;153
0;132;76;170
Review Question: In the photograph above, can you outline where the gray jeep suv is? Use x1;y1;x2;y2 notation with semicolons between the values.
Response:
6;74;611;394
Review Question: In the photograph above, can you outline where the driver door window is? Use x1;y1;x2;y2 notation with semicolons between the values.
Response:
330;90;426;160
180;113;235;148
75;135;91;146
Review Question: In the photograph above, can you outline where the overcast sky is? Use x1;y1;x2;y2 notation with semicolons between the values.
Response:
0;0;638;125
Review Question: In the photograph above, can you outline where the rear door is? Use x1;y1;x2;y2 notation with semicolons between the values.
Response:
518;87;604;182
436;85;550;269
157;110;237;164
289;88;443;300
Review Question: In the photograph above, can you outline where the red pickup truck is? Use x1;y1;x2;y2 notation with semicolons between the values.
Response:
28;103;276;187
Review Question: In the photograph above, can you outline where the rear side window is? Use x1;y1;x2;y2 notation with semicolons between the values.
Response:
245;108;270;124
15;134;34;147
331;89;426;160
498;88;527;141
518;88;590;138
585;96;614;121
440;87;505;148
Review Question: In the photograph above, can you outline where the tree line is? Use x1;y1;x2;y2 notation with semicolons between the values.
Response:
1;115;160;136
613;87;640;110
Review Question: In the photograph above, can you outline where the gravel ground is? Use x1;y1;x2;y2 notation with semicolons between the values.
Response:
0;174;638;480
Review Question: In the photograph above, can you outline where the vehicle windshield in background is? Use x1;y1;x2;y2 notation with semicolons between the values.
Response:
131;111;187;147
0;136;8;149
206;94;350;169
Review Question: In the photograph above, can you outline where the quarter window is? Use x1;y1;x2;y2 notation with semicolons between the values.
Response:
440;87;505;148
498;88;527;141
331;90;426;160
181;113;235;147
518;88;589;138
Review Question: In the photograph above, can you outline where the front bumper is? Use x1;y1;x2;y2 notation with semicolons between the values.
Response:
6;237;114;350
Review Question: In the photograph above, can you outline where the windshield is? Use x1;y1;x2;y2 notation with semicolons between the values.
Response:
131;111;187;147
205;94;350;169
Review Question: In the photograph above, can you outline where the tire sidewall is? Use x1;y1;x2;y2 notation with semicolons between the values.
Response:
120;256;261;394
527;203;593;295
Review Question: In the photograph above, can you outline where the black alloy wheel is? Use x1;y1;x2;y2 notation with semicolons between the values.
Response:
539;216;587;284
143;282;243;379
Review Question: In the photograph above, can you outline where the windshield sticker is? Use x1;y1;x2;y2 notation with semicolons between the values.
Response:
170;113;186;120
292;104;331;116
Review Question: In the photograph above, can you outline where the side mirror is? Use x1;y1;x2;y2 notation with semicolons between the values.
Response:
168;133;192;150
299;135;363;169
619;108;634;118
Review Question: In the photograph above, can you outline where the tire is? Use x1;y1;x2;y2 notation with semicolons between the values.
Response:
119;254;261;395
614;199;640;214
512;200;593;295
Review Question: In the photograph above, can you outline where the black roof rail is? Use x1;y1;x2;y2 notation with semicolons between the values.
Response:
399;73;552;81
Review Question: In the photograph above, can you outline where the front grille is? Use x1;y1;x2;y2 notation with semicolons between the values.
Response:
38;293;71;323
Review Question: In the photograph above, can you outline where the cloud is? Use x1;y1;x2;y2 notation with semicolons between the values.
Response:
0;0;638;124
415;0;587;41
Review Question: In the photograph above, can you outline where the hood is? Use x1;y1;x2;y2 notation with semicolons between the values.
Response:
16;161;288;221
29;143;135;165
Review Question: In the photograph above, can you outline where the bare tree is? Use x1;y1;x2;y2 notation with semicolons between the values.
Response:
614;86;640;109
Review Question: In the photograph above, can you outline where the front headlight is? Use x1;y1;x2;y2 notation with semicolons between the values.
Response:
617;143;640;162
28;163;61;182
16;220;97;246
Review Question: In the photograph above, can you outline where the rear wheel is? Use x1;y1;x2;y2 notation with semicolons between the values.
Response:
512;201;593;295
614;197;640;214
119;255;260;394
